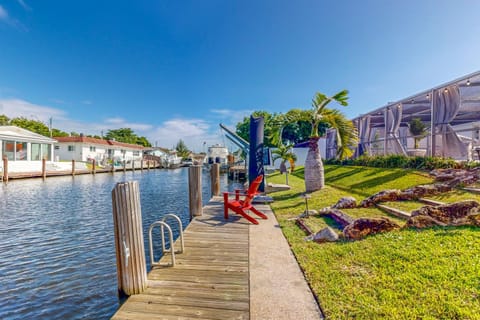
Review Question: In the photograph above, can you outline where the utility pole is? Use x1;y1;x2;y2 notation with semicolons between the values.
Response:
49;117;53;137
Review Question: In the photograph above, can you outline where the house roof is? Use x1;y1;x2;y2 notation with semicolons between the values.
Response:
0;125;57;143
55;136;146;150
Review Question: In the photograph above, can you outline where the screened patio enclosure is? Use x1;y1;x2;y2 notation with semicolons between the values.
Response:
328;71;480;161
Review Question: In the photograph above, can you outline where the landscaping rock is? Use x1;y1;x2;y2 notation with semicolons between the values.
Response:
404;215;447;228
343;218;400;240
319;208;355;230
359;189;401;207
305;227;339;243
332;196;357;209
429;168;480;187
398;185;434;200
467;214;480;227
408;200;480;227
296;218;314;235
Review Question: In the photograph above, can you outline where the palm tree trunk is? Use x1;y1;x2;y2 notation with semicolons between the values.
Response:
304;137;324;192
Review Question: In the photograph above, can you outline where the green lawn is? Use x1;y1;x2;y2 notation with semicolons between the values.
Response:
268;165;480;319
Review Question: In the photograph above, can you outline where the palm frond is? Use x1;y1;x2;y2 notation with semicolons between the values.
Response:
322;108;358;159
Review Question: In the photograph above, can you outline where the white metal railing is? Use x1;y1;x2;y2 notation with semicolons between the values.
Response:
148;214;184;268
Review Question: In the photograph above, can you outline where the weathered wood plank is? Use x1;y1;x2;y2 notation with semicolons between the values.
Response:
126;293;249;311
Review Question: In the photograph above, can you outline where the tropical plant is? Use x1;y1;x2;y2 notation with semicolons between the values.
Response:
408;118;428;149
271;143;297;185
175;139;191;160
272;90;358;192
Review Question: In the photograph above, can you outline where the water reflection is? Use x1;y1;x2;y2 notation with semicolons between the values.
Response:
0;168;231;320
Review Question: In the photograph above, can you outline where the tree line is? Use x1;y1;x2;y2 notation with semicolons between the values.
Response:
0;114;152;147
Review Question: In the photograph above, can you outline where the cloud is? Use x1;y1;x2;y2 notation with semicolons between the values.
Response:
0;98;67;122
103;117;152;131
17;0;31;11
0;5;10;22
105;117;124;124
0;4;27;30
210;108;253;126
149;118;223;151
49;98;65;104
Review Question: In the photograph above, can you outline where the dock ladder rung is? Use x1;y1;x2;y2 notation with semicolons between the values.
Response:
148;214;184;268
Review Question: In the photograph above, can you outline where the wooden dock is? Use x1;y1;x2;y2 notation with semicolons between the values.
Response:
111;198;250;320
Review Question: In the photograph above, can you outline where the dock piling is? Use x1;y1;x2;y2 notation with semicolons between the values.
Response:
92;159;96;175
3;157;8;183
71;160;76;176
42;158;46;180
211;163;220;196
188;165;203;220
111;181;147;296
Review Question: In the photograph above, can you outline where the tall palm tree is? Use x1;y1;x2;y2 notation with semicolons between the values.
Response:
272;90;358;192
271;143;297;185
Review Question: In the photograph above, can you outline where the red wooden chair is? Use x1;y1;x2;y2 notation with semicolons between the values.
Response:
223;175;268;224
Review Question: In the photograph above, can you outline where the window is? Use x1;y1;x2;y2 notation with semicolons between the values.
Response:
32;143;42;160
54;146;60;150
2;140;15;161
121;149;126;155
89;146;96;152
133;151;140;156
42;144;51;160
15;142;27;160
68;145;75;152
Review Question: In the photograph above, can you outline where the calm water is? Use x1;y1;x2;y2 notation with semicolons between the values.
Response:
0;168;232;320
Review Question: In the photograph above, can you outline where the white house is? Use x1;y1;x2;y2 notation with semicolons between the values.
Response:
0;126;56;161
144;147;182;168
55;136;145;165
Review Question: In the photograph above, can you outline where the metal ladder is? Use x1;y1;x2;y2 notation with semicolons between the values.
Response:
148;214;184;267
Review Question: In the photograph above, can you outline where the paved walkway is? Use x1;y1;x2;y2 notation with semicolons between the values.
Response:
250;203;323;320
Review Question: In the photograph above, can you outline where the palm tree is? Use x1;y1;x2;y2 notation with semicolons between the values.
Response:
271;143;297;185
272;90;358;192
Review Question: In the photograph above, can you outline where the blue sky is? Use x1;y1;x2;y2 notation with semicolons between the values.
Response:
1;1;480;151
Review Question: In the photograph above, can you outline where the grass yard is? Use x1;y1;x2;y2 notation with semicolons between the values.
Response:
268;165;480;319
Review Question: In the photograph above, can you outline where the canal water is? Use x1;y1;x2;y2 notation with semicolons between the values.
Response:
0;168;235;319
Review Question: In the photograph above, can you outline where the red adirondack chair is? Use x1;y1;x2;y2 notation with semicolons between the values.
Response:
223;175;268;224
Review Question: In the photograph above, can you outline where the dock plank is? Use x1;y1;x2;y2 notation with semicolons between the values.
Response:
111;198;249;320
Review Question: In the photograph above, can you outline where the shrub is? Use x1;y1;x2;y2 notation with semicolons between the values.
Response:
324;154;480;170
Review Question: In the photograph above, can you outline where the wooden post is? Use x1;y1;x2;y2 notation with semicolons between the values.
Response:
71;160;76;176
111;161;115;173
111;181;147;296
123;160;126;173
3;157;8;183
188;165;203;220
140;159;144;171
211;163;220;196
92;159;96;175
147;161;150;170
132;160;135;172
42;158;47;180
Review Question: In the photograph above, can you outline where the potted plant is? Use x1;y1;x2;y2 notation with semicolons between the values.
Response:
408;118;427;156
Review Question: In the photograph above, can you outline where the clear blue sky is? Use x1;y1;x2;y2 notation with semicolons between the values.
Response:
1;0;480;151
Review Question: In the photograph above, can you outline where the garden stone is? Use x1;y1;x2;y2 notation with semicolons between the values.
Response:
319;208;355;229
332;196;357;209
306;227;339;243
359;189;401;207
409;200;480;226
404;215;447;228
343;218;400;240
467;214;480;227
